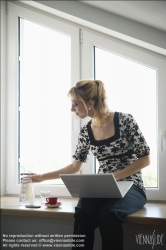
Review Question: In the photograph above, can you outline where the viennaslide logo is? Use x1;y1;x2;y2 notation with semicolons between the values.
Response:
135;230;164;249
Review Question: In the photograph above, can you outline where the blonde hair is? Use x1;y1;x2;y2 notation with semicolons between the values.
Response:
68;80;109;126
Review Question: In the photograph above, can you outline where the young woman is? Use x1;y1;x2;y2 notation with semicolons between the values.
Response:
25;80;150;250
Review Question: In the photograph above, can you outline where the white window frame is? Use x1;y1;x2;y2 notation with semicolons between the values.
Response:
81;29;166;201
6;2;80;196
6;2;166;200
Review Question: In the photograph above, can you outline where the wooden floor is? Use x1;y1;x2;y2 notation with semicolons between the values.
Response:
1;197;166;225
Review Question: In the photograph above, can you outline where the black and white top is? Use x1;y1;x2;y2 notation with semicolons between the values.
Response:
73;112;150;195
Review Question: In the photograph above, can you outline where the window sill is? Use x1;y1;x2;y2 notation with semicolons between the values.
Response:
0;196;78;219
124;201;166;226
1;197;166;225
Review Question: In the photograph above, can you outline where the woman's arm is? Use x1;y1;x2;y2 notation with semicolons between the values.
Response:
22;160;83;183
114;155;150;181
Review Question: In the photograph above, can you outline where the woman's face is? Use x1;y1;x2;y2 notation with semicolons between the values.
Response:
71;100;87;119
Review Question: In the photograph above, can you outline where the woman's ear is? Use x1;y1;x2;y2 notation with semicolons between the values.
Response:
88;100;95;109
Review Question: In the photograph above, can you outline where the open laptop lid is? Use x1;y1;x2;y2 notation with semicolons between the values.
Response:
60;174;133;198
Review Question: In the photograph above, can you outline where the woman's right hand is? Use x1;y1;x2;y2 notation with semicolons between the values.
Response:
21;173;44;183
20;160;83;183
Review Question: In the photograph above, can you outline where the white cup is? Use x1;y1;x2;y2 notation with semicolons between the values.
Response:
40;191;50;205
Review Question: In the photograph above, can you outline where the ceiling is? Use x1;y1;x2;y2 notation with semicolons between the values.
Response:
80;1;166;32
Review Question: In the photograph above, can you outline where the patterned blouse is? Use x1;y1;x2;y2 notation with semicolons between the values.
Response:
73;112;150;195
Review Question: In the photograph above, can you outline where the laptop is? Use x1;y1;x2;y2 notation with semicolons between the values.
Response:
60;174;133;198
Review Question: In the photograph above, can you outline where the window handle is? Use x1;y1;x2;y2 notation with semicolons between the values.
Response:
160;129;166;151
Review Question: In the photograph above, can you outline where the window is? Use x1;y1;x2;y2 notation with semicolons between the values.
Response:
7;2;79;196
82;30;166;200
94;46;157;188
6;2;166;200
19;18;71;185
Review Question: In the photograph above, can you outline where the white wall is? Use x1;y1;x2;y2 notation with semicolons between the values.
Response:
1;215;102;250
32;0;166;55
2;215;166;249
0;1;7;196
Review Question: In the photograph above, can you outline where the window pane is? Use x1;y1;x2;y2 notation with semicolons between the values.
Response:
95;46;157;188
19;18;71;184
